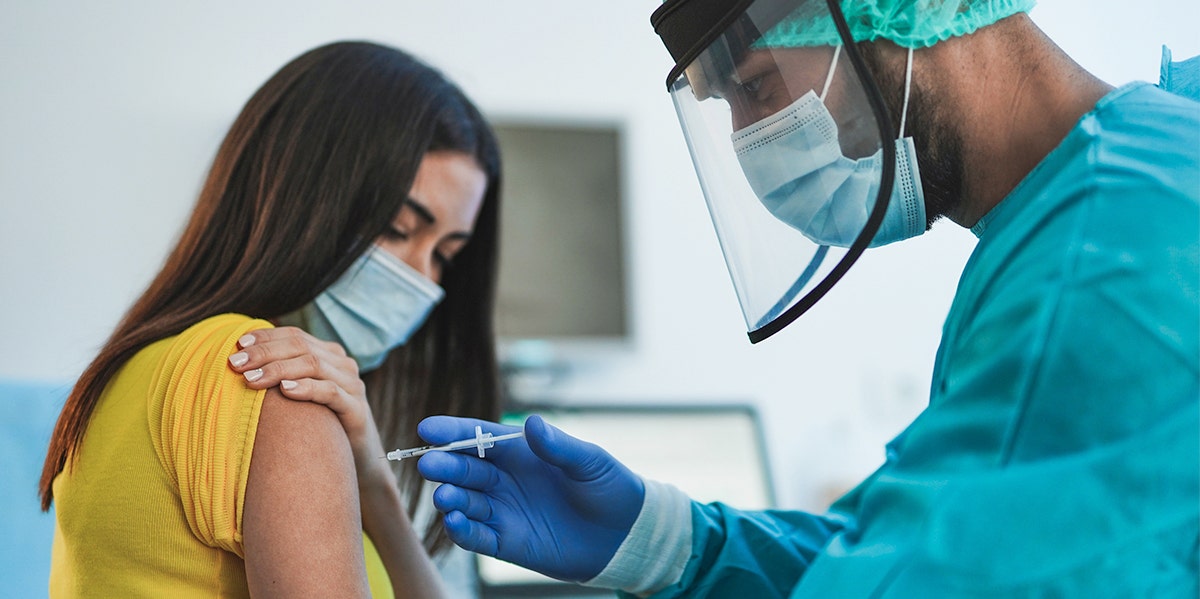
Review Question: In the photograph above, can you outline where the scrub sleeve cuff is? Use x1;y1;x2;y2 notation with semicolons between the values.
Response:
582;478;693;596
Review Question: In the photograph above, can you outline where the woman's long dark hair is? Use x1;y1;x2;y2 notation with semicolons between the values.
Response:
39;41;501;556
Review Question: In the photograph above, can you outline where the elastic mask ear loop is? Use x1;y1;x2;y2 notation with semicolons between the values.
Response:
819;44;843;102
898;46;913;139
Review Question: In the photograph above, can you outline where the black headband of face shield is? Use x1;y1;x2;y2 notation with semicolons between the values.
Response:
652;0;752;88
650;0;898;343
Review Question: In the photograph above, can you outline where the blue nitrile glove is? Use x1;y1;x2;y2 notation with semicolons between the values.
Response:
416;414;645;582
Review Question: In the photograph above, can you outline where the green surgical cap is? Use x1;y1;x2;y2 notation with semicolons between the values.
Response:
757;0;1036;49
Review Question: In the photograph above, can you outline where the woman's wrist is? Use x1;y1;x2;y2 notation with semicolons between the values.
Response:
358;460;401;497
352;404;398;494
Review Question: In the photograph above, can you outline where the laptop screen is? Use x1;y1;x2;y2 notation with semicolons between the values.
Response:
476;404;775;592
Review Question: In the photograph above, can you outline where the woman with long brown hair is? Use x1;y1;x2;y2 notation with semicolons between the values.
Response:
39;40;501;597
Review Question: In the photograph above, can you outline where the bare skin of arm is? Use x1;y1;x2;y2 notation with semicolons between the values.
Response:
243;388;370;598
233;327;447;598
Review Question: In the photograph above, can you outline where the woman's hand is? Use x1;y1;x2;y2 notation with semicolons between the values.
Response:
228;326;394;489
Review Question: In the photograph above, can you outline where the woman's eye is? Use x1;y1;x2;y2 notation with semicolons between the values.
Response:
383;226;410;240
433;251;453;268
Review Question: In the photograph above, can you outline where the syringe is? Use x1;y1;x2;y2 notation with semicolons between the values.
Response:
386;425;524;461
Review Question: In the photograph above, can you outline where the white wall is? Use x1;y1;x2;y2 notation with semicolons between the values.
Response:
3;0;1197;511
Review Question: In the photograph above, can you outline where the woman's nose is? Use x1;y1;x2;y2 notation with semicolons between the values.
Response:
402;249;438;283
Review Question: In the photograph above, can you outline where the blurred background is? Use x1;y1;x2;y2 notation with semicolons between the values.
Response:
2;0;1197;596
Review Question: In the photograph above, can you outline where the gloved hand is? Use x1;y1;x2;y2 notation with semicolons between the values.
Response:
416;414;645;583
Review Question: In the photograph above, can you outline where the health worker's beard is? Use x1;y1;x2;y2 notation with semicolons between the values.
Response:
859;43;965;230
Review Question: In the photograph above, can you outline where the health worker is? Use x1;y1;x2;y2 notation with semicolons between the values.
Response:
414;0;1200;596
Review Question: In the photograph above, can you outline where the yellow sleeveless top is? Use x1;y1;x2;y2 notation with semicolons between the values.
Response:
49;314;392;597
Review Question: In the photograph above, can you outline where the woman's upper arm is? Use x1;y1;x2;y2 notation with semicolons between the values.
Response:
243;387;369;598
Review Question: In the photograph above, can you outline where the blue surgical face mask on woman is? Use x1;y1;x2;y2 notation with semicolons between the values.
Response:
732;45;926;248
281;245;445;372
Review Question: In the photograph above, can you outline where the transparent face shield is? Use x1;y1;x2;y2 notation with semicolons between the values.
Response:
655;0;910;342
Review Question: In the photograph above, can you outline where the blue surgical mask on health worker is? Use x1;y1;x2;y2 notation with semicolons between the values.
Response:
731;46;926;247
291;245;444;372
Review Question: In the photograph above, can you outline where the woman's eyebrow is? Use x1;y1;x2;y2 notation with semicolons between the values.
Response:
404;196;473;240
404;197;436;224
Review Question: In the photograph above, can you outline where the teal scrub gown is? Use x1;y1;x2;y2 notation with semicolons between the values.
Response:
644;82;1200;598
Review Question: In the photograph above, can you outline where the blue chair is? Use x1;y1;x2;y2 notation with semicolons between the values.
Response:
0;380;70;599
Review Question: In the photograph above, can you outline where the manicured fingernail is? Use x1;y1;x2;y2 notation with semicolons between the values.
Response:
229;352;249;368
280;380;298;391
244;368;263;382
239;334;256;348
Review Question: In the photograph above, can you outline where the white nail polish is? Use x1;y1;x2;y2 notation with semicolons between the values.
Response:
281;380;298;391
239;334;256;348
244;368;263;382
229;352;249;368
